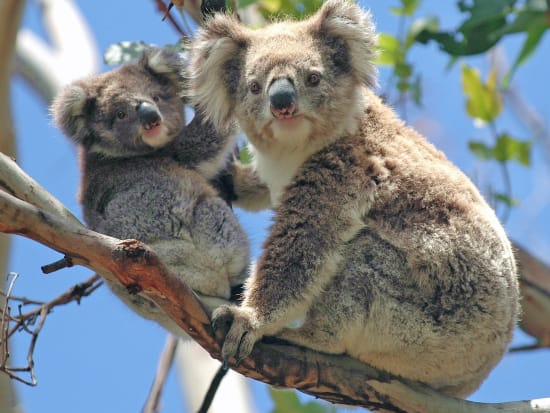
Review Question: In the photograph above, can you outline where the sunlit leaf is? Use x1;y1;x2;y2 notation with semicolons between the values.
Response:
376;33;401;65
461;65;502;123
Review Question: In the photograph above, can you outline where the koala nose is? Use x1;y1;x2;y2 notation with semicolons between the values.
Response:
269;78;297;119
137;101;161;130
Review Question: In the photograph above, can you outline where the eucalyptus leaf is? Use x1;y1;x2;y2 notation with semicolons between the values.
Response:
469;141;494;160
461;65;502;123
494;193;520;206
493;134;532;166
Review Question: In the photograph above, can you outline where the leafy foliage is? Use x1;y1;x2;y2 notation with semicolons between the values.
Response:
469;134;532;166
376;0;429;105
414;0;549;86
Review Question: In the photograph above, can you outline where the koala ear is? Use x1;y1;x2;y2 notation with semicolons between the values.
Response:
189;14;249;131
142;47;186;92
51;83;96;145
309;0;378;87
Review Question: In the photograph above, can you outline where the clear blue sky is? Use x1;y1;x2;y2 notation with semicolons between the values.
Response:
9;1;550;412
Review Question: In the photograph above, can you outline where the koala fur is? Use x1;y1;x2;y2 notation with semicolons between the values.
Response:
52;48;250;335
189;0;519;397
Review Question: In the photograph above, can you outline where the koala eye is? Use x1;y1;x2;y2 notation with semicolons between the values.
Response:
152;95;160;102
116;110;126;120
249;81;261;95
306;73;321;87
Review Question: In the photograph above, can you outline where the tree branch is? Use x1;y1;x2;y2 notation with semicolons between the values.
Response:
514;243;550;348
0;0;27;411
1;148;549;412
142;334;179;413
1;273;102;385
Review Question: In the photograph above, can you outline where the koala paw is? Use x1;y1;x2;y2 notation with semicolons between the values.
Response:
211;304;261;366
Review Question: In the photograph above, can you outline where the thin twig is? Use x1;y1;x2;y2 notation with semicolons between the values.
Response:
142;334;179;413
0;273;103;385
509;343;548;353
41;255;73;274
153;0;187;38
1;273;19;368
197;364;229;413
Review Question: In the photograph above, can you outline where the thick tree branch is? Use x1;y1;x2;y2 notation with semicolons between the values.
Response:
0;1;26;411
514;243;550;348
1;151;550;412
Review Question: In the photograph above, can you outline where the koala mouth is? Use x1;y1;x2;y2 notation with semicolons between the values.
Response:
270;103;298;121
143;120;161;131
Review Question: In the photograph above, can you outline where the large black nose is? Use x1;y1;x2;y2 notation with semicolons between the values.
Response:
269;78;296;111
137;101;161;129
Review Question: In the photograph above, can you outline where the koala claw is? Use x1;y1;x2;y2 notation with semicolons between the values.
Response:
211;304;261;366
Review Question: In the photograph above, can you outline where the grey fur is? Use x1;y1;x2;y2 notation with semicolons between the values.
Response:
52;48;250;335
190;0;519;397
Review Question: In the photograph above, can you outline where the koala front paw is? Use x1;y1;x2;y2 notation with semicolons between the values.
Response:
211;304;261;366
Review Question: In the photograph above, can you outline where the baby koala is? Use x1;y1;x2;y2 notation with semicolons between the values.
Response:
52;48;250;335
189;0;519;397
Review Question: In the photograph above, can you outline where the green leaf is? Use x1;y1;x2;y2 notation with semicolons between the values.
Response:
411;74;423;105
415;0;517;55
391;0;420;16
376;33;402;65
468;141;494;160
104;41;151;66
239;145;253;164
503;16;548;87
493;133;532;165
494;193;520;206
395;61;413;78
461;65;502;123
406;16;439;48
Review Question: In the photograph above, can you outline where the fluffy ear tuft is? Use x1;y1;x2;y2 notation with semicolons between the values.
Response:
51;83;95;145
189;14;249;131
142;47;187;94
310;0;378;87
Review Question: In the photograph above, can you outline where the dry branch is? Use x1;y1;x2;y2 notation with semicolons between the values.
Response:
1;273;102;385
142;334;179;413
1;145;550;412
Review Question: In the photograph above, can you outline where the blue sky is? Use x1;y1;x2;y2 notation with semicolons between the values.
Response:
8;1;550;412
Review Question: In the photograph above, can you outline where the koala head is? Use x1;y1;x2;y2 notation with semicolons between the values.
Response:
52;48;187;158
190;0;377;152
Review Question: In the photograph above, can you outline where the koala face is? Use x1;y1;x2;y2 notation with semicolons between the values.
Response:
53;49;186;158
190;0;378;152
